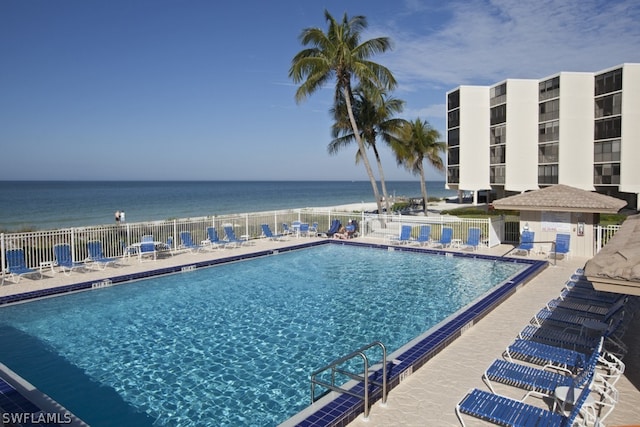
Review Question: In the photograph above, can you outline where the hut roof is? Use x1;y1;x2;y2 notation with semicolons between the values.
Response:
491;185;626;213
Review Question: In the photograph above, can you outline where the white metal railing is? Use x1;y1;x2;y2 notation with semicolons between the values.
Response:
1;209;621;279
595;224;621;254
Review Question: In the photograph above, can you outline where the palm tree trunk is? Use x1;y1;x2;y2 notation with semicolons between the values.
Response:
371;144;391;213
418;164;428;213
342;88;383;214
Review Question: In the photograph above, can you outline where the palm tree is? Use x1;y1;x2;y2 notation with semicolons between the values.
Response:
329;86;407;213
289;10;397;214
390;118;447;212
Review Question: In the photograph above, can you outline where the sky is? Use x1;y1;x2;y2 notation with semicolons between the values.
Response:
1;0;639;181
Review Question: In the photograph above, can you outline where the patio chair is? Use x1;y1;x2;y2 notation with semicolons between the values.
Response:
325;219;341;237
483;338;602;400
460;227;481;251
179;231;206;253
532;296;626;328
86;241;119;270
54;244;86;276
298;223;310;238
549;233;571;260
431;227;453;248
505;338;589;373
412;225;431;246
281;223;293;236
138;242;156;262
389;224;412;245
456;370;594;427
513;230;535;256
308;222;319;237
205;227;228;249
261;224;287;241
4;248;41;283
546;295;627;316
223;225;247;247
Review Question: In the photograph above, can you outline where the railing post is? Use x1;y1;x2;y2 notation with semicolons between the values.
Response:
1;233;5;277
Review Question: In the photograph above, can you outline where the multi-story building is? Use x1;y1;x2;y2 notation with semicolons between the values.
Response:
445;63;640;210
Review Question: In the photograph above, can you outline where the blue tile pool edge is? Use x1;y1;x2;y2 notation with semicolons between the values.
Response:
278;241;548;427
0;239;547;427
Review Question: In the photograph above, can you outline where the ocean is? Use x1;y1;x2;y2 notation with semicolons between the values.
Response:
0;181;456;231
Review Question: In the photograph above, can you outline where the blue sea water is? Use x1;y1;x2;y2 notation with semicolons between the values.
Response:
0;181;455;231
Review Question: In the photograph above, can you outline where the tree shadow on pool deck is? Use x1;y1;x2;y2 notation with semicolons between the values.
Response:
0;324;155;427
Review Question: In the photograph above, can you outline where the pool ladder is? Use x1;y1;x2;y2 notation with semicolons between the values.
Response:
310;341;388;420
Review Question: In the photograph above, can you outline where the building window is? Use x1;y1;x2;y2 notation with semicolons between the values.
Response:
490;104;506;125
490;145;505;164
538;142;559;163
595;68;622;96
538;164;558;184
448;147;460;166
447;90;460;110
594;117;621;140
594;163;620;185
447;109;460;128
595;93;622;118
490;165;505;184
447;128;459;147
594;140;621;162
539;76;560;101
538;121;559;143
447;166;459;184
490;83;507;106
539;99;560;122
490;125;506;145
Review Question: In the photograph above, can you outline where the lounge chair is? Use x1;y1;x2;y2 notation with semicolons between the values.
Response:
531;296;626;328
298;223;310;237
431;227;453;248
179;231;206;253
546;295;627;316
53;244;86;275
4;248;41;283
389;224;412;245
456;370;594;427
261;224;287;241
412;225;431;246
223;225;247;247
549;233;571;260
325;219;341;237
138;242;156;262
281;223;293;236
86;241;119;270
308;222;319;237
205;227;227;249
513;230;535;256
460;227;481;251
505;338;589;373
483;338;601;399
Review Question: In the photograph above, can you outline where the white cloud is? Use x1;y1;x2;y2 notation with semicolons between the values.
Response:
371;0;640;89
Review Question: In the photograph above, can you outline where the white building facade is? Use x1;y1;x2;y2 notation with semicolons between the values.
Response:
446;63;640;210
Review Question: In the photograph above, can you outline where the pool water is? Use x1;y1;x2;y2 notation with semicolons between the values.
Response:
0;245;525;426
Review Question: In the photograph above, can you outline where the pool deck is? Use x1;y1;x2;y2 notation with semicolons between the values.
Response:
1;236;639;426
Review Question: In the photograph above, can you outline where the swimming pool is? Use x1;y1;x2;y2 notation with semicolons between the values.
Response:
0;244;529;426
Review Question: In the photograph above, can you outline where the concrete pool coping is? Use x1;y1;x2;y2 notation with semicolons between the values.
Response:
1;237;638;426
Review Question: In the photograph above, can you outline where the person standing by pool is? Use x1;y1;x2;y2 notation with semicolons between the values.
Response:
115;210;121;224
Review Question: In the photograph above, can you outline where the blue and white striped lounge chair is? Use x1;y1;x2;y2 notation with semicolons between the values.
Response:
460;227;481;251
532;296;626;328
431;227;453;248
205;227;227;249
546;295;627;316
412;225;431;246
389;224;412;245
54;244;86;275
514;230;535;256
4;248;41;283
549;233;570;260
179;231;206;253
483;338;601;399
223;225;247;247
456;370;594;427
86;241;119;270
138;242;156;262
504;339;589;373
261;224;287;241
